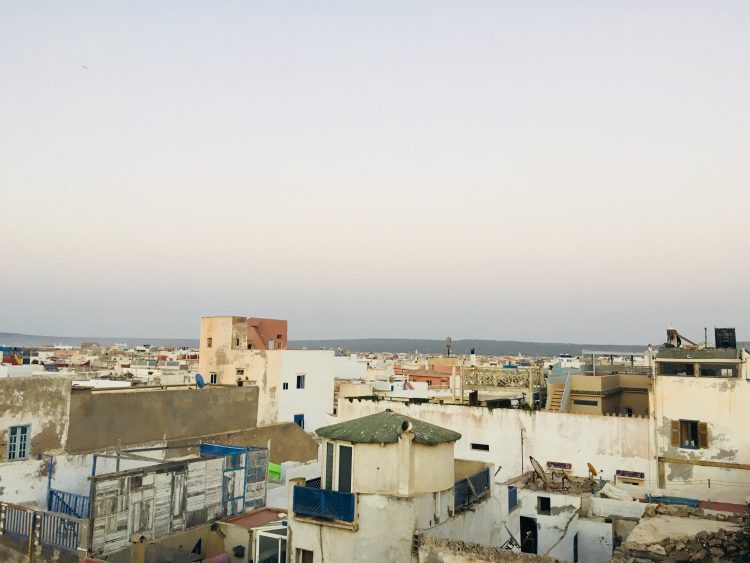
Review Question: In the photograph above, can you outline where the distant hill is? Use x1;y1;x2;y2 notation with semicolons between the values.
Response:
0;332;199;348
3;332;746;357
287;338;650;356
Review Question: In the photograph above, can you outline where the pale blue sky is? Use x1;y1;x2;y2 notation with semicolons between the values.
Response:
1;2;748;343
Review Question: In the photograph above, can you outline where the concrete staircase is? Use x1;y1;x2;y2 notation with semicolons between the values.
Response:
547;386;564;412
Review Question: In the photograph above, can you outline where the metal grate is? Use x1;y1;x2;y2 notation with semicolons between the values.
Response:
48;488;90;519
293;485;355;522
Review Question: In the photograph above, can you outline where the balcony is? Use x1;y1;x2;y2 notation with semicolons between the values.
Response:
454;467;490;511
293;483;355;523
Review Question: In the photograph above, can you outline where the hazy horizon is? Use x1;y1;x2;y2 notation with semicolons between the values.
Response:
2;2;748;342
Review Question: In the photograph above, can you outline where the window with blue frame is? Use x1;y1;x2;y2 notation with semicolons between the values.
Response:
7;425;30;461
508;485;518;511
294;414;305;429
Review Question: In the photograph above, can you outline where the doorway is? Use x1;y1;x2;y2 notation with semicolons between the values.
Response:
520;516;538;554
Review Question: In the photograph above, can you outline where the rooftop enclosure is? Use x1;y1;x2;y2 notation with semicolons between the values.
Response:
88;443;268;556
67;385;259;453
293;411;468;524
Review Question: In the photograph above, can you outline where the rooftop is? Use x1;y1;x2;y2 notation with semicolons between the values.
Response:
316;410;462;445
656;347;742;361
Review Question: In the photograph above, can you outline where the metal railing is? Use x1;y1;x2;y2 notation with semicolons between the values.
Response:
48;488;90;519
1;504;32;540
293;485;355;522
454;467;490;511
39;511;81;553
0;502;84;555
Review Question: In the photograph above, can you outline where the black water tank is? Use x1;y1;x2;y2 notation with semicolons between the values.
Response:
715;327;737;349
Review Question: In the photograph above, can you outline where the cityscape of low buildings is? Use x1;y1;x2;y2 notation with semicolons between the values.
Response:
0;319;748;562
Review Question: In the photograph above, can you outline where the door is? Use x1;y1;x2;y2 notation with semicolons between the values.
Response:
520;516;537;554
293;414;305;429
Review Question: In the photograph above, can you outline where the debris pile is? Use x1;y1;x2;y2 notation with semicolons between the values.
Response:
613;504;749;562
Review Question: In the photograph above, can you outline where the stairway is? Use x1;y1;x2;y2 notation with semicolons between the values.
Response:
547;387;564;412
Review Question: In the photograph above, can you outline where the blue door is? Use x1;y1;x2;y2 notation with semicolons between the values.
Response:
293;414;305;429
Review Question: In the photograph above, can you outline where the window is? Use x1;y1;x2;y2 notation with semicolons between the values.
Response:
572;399;598;406
236;368;244;377
234;337;240;347
700;364;737;378
210;373;217;384
660;363;695;376
247;342;253;350
471;443;490;451
7;425;30;461
296;374;305;389
338;445;353;493
294;414;305;429
537;496;551;515
325;442;334;490
508;485;518;511
206;337;213;348
296;549;314;563
671;419;708;449
283;382;289;390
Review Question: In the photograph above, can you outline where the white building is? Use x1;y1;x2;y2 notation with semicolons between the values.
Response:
287;410;505;562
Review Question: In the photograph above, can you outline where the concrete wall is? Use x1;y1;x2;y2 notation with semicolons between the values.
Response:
332;355;368;380
653;374;750;503
66;386;259;453
338;398;651;486
577;518;613;563
0;376;72;461
0;377;73;504
350;441;455;497
169;421;319;464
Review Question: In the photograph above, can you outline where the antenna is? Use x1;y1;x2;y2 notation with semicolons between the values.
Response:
445;336;452;357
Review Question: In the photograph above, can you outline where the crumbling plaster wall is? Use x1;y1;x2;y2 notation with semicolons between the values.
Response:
66;386;259;453
653;375;750;502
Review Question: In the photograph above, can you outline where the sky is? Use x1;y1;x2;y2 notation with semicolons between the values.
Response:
1;1;748;343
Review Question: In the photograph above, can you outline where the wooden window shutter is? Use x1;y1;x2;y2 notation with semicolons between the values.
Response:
670;420;680;446
698;422;709;448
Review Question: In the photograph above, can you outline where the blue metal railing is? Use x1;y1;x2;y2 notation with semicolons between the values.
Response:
455;468;491;511
293;485;355;522
39;512;81;553
48;488;90;519
2;504;32;540
645;494;699;508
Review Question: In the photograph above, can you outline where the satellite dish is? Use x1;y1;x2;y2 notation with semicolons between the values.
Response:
587;462;598;478
195;373;205;389
529;456;549;487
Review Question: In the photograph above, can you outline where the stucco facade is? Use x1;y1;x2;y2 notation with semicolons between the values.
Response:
652;351;750;503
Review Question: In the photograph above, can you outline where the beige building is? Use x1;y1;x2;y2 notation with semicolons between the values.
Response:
652;340;750;504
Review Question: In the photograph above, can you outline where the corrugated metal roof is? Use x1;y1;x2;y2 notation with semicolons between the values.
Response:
316;410;461;445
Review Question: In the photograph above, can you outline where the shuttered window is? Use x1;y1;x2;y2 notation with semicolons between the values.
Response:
338;445;352;493
325;442;334;490
671;419;709;449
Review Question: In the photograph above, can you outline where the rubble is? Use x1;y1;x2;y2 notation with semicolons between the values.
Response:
613;505;750;562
